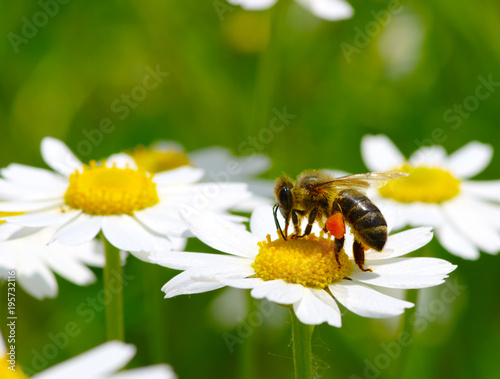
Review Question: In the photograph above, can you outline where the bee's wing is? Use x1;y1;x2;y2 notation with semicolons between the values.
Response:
314;171;407;192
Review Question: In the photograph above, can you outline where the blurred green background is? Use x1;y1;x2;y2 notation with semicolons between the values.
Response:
1;0;500;378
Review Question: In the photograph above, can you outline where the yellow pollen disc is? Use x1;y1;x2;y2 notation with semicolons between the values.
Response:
379;164;460;203
130;145;191;173
253;233;352;289
64;161;159;215
1;355;28;379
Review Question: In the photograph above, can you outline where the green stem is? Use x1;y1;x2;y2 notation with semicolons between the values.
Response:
290;309;314;379
143;263;168;363
238;292;257;379
102;232;124;342
394;288;419;379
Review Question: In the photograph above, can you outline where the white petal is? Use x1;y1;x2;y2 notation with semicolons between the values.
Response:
247;179;274;198
1;208;81;227
232;194;273;213
250;279;305;304
190;146;270;177
1;163;68;190
16;261;58;299
181;211;260;258
42;248;97;286
134;207;187;237
296;0;354;21
330;281;413;318
162;270;226;298
236;154;272;177
41;137;82;177
442;196;500;254
101;215;172;252
409;145;447;167
50;214;102;245
189;262;255;282
180;183;251;212
0;178;63;201
250;205;281;241
227;0;278;11
107;153;138;169
351;258;457;289
462;180;500;202
220;277;264;289
154;167;204;186
150;251;249;270
32;341;136;379
434;223;479;260
0;199;65;212
0;223;24;240
293;288;342;327
361;135;405;172
460;196;500;230
188;146;233;174
110;364;177;379
446;141;493;178
368;227;433;260
151;140;185;153
170;236;187;251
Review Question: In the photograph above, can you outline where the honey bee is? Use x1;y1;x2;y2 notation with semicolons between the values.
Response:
273;170;407;272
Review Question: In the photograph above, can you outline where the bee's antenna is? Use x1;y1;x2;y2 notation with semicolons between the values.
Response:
273;204;287;240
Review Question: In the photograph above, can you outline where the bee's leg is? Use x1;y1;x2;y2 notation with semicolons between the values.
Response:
334;237;344;266
353;240;372;272
291;209;302;237
300;207;318;237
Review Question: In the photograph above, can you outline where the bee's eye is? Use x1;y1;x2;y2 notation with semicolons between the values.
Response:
278;186;293;214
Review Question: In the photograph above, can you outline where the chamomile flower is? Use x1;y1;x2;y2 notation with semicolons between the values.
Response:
228;0;354;22
129;141;274;212
362;134;500;259
0;333;176;379
0;225;103;299
0;138;251;254
151;206;456;327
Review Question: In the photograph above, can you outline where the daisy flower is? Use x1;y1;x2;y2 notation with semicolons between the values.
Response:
150;206;456;327
361;134;500;259
0;224;103;299
0;334;176;379
0;137;251;254
129;141;274;212
228;0;354;22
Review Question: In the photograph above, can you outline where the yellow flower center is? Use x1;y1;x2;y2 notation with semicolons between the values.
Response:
1;355;28;379
130;145;190;173
253;233;352;289
0;212;24;225
379;164;460;203
64;161;159;215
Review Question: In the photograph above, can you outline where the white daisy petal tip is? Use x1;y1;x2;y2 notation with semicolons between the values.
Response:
40;136;82;176
296;0;354;21
447;141;493;179
361;134;404;172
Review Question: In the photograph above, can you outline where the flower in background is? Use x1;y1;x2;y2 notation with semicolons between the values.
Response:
228;0;354;21
0;138;251;255
129;141;274;212
0;334;176;379
0;224;103;299
151;206;455;327
362;134;500;259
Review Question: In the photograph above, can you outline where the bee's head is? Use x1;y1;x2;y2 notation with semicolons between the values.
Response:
273;175;294;238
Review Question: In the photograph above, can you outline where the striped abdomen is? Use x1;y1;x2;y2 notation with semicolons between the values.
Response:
336;189;387;251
